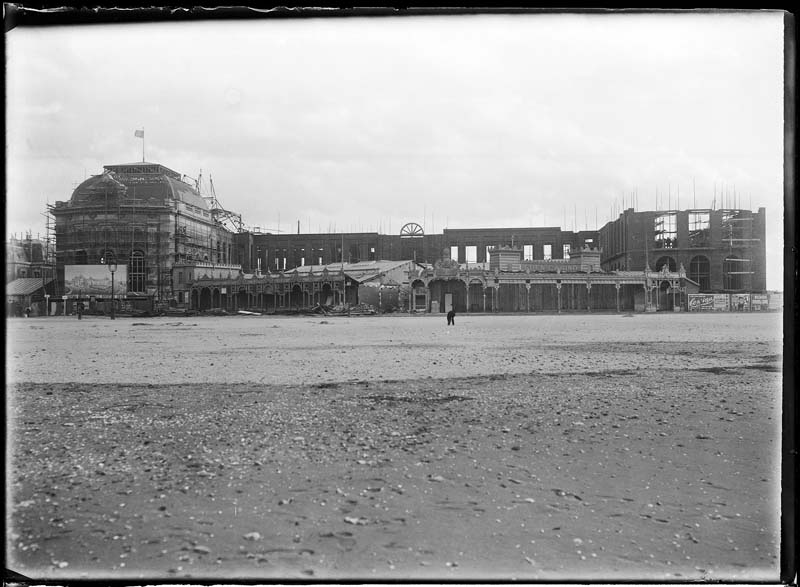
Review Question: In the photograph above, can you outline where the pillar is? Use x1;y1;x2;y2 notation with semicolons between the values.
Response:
615;283;621;313
483;287;487;313
526;283;531;312
556;283;562;314
586;282;592;312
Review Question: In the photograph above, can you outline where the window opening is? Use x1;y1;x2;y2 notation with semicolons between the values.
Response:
523;244;534;261
466;246;477;263
688;212;710;247
654;212;677;248
543;244;552;261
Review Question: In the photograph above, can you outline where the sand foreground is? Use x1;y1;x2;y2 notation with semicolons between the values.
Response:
5;312;783;581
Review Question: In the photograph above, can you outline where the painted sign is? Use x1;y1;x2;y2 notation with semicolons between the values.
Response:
751;294;768;311
768;292;783;310
731;294;750;311
712;294;730;311
688;294;714;311
64;265;128;296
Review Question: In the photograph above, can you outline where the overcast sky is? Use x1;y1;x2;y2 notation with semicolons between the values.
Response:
6;11;786;288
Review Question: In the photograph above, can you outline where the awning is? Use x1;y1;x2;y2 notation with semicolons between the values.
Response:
6;278;53;296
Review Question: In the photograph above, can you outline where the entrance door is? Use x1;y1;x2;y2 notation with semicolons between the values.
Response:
444;293;453;312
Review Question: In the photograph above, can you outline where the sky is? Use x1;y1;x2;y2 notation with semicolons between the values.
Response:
6;11;786;289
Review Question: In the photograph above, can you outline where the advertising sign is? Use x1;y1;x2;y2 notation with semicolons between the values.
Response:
64;265;128;296
751;294;768;311
768;292;783;310
712;294;730;311
731;294;750;311
688;294;714;311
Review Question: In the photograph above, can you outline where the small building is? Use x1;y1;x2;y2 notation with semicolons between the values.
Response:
6;277;55;316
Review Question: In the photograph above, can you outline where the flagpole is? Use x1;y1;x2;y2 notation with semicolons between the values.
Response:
142;127;145;162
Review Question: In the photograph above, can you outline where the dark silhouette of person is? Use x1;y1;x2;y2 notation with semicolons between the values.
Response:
77;302;84;320
447;308;456;325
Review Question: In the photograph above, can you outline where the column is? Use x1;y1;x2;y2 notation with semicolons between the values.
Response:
556;282;562;314
526;283;531;312
615;283;621;313
483;286;487;313
586;282;592;312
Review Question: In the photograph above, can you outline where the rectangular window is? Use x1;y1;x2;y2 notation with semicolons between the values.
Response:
563;244;571;259
369;246;376;261
318;256;323;265
689;212;710;247
178;291;184;303
450;246;459;262
177;271;184;284
465;245;477;263
543;244;552;260
523;244;534;261
486;246;492;261
654;213;677;248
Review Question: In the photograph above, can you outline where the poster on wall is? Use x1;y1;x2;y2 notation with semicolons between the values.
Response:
751;294;768;311
688;294;714;311
712;294;730;311
731;294;751;311
64;265;128;296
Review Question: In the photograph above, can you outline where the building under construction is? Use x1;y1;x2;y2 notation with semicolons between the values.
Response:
50;162;241;312
598;207;767;292
44;159;770;315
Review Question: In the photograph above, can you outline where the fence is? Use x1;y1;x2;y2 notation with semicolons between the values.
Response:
688;292;782;312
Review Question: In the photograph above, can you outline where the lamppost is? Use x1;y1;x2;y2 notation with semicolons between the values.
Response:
108;257;117;320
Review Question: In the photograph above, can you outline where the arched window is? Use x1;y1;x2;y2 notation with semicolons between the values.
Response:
655;256;676;272
128;250;146;293
689;255;711;291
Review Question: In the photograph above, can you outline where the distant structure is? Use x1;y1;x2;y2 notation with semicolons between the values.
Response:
40;159;771;315
5;232;56;316
598;207;767;292
49;162;241;312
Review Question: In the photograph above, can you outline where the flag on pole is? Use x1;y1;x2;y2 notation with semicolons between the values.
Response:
134;129;144;138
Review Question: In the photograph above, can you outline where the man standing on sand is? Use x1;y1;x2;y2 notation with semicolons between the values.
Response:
447;308;456;326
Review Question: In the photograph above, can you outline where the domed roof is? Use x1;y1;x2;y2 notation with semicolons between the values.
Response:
69;162;209;209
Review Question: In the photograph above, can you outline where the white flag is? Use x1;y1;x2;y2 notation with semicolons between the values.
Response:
134;129;144;138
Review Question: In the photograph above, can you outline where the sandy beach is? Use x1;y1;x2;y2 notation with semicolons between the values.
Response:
5;312;783;582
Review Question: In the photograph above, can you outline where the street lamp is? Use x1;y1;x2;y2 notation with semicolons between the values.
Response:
108;257;117;320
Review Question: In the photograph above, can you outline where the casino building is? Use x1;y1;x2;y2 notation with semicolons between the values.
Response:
50;162;240;312
49;160;770;314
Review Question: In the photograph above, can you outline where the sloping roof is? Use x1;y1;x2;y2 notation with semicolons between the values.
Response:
6;278;53;296
287;260;416;283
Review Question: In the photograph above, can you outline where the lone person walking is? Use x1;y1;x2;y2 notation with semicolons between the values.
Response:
447;308;456;326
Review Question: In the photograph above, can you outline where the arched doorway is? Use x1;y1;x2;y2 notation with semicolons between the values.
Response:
199;287;212;310
658;280;674;311
237;288;248;311
290;284;303;309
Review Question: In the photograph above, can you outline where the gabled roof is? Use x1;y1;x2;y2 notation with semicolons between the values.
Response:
6;278;53;296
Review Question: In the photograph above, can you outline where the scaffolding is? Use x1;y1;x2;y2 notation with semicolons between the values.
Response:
721;210;758;291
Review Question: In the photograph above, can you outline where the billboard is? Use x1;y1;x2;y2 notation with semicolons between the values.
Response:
64;265;128;296
688;294;714;311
